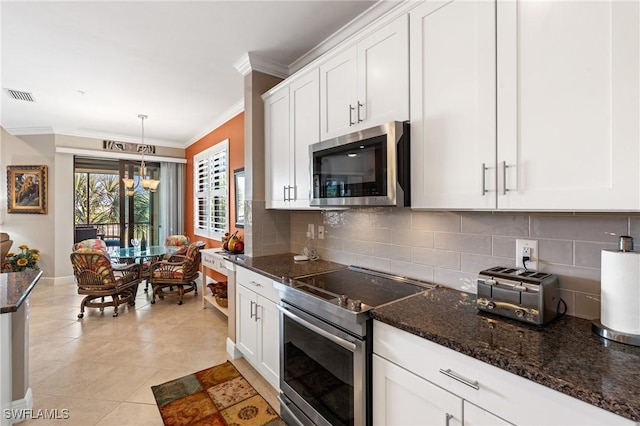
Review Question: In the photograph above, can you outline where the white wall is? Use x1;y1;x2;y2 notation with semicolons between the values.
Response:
53;150;74;281
0;129;56;284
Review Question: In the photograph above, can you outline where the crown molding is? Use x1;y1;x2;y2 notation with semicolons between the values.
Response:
4;125;184;148
55;146;187;163
186;99;244;147
234;52;289;79
289;0;417;74
4;126;54;135
53;128;184;149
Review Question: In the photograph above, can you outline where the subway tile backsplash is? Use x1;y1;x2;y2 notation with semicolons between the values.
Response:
283;209;640;320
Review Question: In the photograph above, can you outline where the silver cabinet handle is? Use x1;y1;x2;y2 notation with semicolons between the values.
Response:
250;300;255;319
255;304;260;321
349;104;355;126
481;163;488;196
502;161;510;195
283;185;288;201
290;185;296;201
439;368;479;390
357;101;364;123
248;280;262;288
445;413;453;426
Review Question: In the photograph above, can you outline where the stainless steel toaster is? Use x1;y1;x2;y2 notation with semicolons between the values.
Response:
477;266;559;326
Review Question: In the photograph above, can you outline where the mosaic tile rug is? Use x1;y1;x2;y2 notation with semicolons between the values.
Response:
151;361;284;426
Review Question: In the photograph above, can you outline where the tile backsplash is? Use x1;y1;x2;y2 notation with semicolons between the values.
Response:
281;209;640;320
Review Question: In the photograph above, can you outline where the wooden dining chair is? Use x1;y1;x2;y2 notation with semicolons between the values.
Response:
70;249;142;318
149;242;204;305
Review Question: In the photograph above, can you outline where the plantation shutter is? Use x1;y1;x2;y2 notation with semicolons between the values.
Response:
193;139;228;239
194;156;209;234
210;149;227;235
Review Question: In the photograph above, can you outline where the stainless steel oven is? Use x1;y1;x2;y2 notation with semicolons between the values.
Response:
275;267;435;426
278;301;368;426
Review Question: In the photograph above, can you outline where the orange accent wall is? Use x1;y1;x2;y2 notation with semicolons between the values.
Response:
185;112;244;269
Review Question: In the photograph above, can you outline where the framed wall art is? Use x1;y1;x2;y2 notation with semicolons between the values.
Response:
7;165;48;214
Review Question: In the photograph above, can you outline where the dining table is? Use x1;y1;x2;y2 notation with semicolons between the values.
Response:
108;245;181;292
110;245;180;262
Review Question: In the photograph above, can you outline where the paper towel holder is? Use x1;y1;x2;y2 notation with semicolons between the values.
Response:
592;321;640;346
592;235;640;346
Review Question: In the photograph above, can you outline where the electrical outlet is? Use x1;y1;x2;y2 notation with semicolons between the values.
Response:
515;239;538;270
318;226;325;240
308;224;315;240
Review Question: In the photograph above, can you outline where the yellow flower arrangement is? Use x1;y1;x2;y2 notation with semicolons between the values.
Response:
3;244;41;272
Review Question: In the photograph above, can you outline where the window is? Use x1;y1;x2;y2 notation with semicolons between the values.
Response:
194;139;228;240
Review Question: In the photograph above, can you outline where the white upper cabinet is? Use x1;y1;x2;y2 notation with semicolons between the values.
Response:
264;86;290;209
289;69;320;209
319;46;358;139
410;0;497;209
497;0;639;210
411;0;640;211
320;15;409;140
264;69;321;209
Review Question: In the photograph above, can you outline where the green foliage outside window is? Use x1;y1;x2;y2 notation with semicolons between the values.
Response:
74;173;150;237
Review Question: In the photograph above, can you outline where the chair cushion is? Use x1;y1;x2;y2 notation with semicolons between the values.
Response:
152;269;184;279
164;235;189;247
71;249;114;285
74;239;108;252
185;243;201;259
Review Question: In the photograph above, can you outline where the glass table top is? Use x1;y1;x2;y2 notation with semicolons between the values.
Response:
109;245;179;260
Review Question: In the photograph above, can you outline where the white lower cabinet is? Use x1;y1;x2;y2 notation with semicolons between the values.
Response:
235;266;280;389
373;354;463;426
373;354;510;426
464;401;512;426
373;320;634;426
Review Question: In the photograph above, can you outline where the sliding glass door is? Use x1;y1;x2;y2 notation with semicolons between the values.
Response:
74;157;160;247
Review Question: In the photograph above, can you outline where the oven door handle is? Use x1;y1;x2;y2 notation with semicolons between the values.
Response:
277;305;357;352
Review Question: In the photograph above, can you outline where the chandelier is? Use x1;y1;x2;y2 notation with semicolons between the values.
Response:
122;114;160;194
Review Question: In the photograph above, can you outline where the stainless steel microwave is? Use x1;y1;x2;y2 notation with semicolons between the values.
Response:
309;121;410;207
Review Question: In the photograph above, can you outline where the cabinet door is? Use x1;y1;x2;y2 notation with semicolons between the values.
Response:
235;284;258;363
463;401;513;426
373;354;462;426
256;296;280;389
265;87;290;209
289;69;320;209
357;14;409;128
497;0;640;210
410;0;496;209
319;45;358;140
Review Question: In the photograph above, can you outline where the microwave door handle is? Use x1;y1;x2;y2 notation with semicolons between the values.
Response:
277;305;357;352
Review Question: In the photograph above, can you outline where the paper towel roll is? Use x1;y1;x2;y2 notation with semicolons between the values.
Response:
601;249;640;334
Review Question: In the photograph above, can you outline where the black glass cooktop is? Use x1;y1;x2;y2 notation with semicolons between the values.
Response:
294;267;432;308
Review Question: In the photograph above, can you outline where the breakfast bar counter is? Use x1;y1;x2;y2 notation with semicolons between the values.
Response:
372;287;640;423
1;270;43;426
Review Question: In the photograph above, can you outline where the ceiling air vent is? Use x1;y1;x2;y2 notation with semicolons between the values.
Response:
4;89;35;102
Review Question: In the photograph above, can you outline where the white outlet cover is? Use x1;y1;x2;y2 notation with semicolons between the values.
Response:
515;239;538;270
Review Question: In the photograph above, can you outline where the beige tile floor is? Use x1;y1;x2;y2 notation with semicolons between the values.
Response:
21;279;279;425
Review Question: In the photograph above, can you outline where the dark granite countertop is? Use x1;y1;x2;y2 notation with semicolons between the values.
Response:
0;270;44;313
372;287;640;422
226;253;347;281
